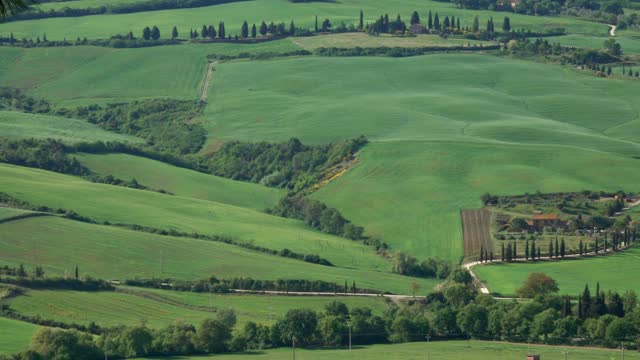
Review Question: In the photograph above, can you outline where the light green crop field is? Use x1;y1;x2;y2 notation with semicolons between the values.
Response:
475;244;640;296
144;340;636;360
6;288;386;329
0;0;608;40
0;163;395;272
119;287;388;325
0;317;39;355
75;153;283;210
0;215;439;294
546;34;640;54
0;40;299;106
291;33;496;50
204;54;640;260
0;110;142;143
35;0;144;11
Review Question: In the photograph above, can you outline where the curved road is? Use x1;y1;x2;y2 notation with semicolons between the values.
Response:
609;24;616;36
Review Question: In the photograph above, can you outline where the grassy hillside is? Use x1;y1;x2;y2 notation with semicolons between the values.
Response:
0;207;34;221
75;153;283;210
0;317;39;355
203;54;640;260
291;33;495;50
474;244;640;296
144;340;636;360
546;34;640;54
0;41;299;106
0;163;393;271
6;288;386;328
0;0;608;40
0;110;142;143
0;216;439;294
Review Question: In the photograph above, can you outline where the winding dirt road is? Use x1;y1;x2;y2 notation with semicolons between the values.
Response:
609;24;616;36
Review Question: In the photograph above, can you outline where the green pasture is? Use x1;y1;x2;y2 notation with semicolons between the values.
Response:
0;207;33;221
75;153;283;210
203;54;640;260
119;287;388;325
475;244;640;296
0;317;39;355
0;215;439;294
0;163;394;272
0;110;141;143
291;33;495;50
5;288;386;329
0;40;298;106
35;0;144;11
546;34;640;54
0;0;608;41
145;340;636;360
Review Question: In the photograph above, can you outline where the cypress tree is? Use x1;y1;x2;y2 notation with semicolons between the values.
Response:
490;251;494;262
503;16;511;32
531;241;537;260
384;14;389;32
193;29;199;39
151;25;160;40
594;238;599;254
171;26;178;39
359;10;364;29
549;240;553;259
201;25;208;38
434;13;440;31
579;240;584;255
251;24;257;38
260;21;268;36
428;10;433;30
560;238;566;257
142;26;151;40
352;280;356;294
456;17;460;30
315;15;318;33
525;240;529;259
501;243;505;261
486;19;491;33
581;284;591;319
562;296;572;317
75;265;79;279
555;237;559;258
473;15;479;32
480;245;484;262
289;21;295;36
443;16;450;29
538;246;541;260
209;25;216;39
241;21;249;38
513;242;517;259
344;280;348;294
411;10;420;25
506;243;512;262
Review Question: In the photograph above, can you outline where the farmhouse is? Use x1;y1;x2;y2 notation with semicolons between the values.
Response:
528;214;561;231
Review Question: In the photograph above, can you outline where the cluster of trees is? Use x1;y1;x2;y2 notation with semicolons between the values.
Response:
450;0;625;17
2;0;248;22
0;32;182;48
507;38;620;69
142;25;161;40
126;276;378;294
0;264;43;278
269;195;365;241
0;276;113;291
204;136;368;191
0;138;88;176
392;253;452;279
315;44;499;58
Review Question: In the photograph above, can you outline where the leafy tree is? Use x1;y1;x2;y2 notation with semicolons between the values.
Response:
606;317;633;342
29;328;103;359
197;319;231;353
142;26;151;40
511;218;528;232
532;309;557;341
171;26;178;39
503;16;511;32
322;18;332;31
276;309;318;345
457;303;488;337
151;25;160;40
517;273;559;298
410;10;420;25
260;21;268;36
319;315;346;346
217;309;237;329
121;326;154;357
603;38;622;56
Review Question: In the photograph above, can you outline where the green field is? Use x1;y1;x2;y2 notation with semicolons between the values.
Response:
0;216;438;293
0;40;299;106
75;153;284;210
475;244;640;296
0;163;394;272
0;110;142;143
204;54;640;260
144;340;636;360
0;317;40;355
6;288;387;328
546;34;640;54
291;33;496;50
0;0;608;41
0;207;34;221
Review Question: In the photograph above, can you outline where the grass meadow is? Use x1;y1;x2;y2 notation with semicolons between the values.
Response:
0;216;439;294
474;244;640;296
0;207;33;221
204;54;640;260
0;110;142;143
75;153;284;210
0;0;608;41
5;288;385;328
291;33;496;50
546;34;640;54
0;40;299;106
0;163;394;272
0;317;39;355
143;340;637;360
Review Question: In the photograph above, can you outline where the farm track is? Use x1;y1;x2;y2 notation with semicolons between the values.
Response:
115;287;217;312
199;61;217;103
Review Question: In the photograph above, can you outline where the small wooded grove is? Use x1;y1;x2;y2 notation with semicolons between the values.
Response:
4;271;640;359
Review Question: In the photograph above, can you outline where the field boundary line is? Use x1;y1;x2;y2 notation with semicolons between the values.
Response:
0;211;52;225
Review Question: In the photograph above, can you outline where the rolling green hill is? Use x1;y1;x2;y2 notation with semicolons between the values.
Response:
0;110;142;143
475;244;640;296
0;0;608;40
0;41;299;106
203;54;640;260
0;207;34;221
0;317;40;355
0;214;439;294
7;288;386;328
75;153;283;210
0;163;391;271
